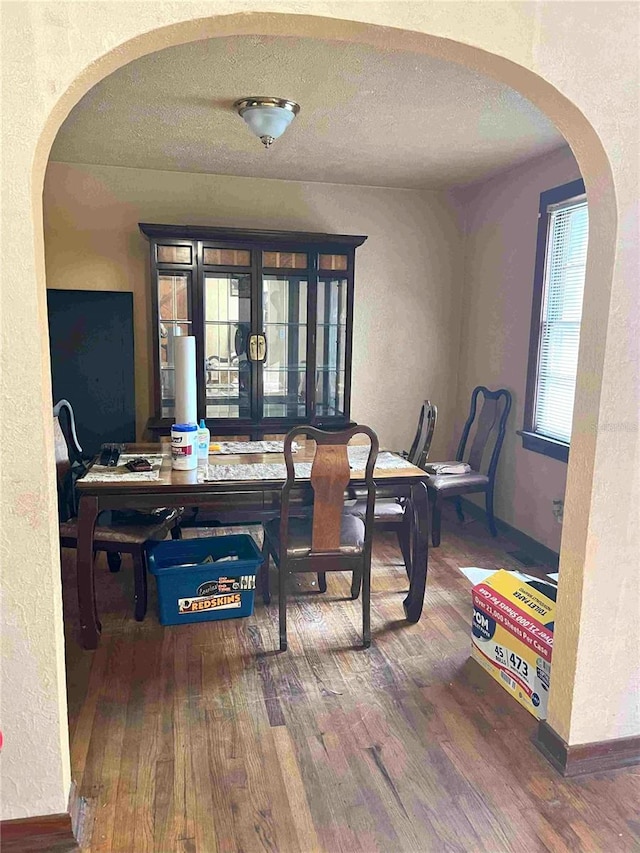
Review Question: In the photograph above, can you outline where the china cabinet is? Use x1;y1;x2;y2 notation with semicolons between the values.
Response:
140;224;366;438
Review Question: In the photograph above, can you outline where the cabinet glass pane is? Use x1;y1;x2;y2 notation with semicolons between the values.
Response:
263;251;308;269
159;275;189;321
316;278;347;418
263;276;307;418
160;368;175;418
204;274;251;419
157;244;192;264
158;272;192;418
203;248;251;266
319;253;348;271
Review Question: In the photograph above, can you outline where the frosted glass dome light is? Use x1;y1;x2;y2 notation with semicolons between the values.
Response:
234;97;300;148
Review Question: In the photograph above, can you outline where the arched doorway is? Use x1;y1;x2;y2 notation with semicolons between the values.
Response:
6;6;636;832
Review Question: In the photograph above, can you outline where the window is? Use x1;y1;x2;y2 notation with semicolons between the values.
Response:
521;179;588;461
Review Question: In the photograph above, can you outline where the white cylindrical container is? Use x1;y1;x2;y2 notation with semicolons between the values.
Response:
174;335;197;425
171;423;198;470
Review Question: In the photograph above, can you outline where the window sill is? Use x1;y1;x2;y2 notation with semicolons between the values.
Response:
518;430;569;462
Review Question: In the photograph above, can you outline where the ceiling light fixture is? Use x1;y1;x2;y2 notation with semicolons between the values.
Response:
233;97;300;148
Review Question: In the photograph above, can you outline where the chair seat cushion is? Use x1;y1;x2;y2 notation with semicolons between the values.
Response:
426;471;489;494
346;498;405;521
60;508;180;547
264;513;365;558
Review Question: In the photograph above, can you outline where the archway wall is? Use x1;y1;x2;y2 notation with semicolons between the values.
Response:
1;2;638;820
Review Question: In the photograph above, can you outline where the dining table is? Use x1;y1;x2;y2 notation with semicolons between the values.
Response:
74;437;430;649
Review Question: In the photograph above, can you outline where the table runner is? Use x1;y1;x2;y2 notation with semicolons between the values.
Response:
346;448;415;471
203;449;414;482
212;440;299;455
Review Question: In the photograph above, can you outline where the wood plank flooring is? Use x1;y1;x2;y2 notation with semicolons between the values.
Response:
62;510;640;852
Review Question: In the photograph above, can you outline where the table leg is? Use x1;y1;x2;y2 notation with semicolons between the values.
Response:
77;494;100;649
397;507;413;580
403;482;429;623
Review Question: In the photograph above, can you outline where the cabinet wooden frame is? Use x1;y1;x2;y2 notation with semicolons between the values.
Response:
140;224;366;438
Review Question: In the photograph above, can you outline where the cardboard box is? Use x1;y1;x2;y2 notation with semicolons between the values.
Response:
471;570;555;719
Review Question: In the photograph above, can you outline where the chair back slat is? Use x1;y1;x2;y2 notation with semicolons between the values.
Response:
467;396;500;472
310;444;351;552
53;399;83;464
53;416;71;485
53;399;90;521
54;415;76;521
408;400;438;469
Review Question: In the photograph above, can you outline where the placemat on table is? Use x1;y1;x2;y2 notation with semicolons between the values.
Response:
81;453;164;482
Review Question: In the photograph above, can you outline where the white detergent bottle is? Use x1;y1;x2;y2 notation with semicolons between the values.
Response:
197;418;210;464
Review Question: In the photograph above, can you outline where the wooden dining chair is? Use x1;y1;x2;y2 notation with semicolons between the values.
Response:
426;386;512;547
260;425;379;651
346;400;437;571
53;399;181;621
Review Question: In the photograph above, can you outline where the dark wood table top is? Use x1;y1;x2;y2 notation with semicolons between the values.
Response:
76;438;428;496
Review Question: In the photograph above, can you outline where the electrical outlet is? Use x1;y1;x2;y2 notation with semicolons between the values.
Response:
552;499;564;524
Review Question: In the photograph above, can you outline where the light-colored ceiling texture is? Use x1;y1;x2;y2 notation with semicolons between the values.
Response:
51;35;566;190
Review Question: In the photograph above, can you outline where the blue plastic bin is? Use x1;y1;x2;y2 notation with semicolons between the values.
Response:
146;534;264;626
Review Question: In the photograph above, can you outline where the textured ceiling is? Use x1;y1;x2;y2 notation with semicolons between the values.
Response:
51;36;566;190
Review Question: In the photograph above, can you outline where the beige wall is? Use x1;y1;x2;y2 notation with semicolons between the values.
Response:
44;153;584;557
2;1;638;822
43;161;464;456
450;145;581;553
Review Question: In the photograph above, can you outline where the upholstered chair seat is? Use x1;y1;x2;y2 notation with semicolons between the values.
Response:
59;508;180;547
346;497;405;520
264;513;365;558
425;471;489;493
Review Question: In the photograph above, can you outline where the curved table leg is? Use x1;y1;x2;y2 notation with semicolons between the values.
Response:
403;482;430;623
77;494;100;649
397;509;413;580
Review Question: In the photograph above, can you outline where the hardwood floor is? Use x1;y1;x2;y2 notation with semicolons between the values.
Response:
62;510;640;853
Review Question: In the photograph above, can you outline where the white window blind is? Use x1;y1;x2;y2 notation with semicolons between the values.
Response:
534;196;589;444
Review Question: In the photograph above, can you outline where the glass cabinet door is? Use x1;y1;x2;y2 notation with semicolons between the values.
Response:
142;224;364;436
158;271;192;418
315;277;348;418
262;275;308;418
204;273;252;419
